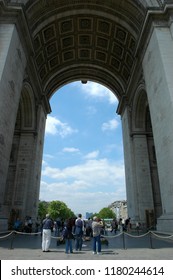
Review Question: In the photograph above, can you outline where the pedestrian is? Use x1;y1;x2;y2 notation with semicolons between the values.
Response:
28;217;33;233
125;217;131;232
42;214;54;252
74;214;84;251
92;216;103;255
13;218;22;231
111;218;118;234
56;218;61;237
54;221;58;236
118;218;123;233
62;218;74;254
85;218;92;237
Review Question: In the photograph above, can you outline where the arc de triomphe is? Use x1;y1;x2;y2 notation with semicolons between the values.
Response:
0;0;173;232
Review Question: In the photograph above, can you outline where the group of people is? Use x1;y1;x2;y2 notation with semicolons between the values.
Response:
42;214;104;254
110;217;131;233
13;216;33;233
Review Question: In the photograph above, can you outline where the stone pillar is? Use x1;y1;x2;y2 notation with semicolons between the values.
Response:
3;103;47;225
132;135;154;221
24;105;47;221
121;108;138;221
143;26;173;232
0;24;26;221
121;108;154;225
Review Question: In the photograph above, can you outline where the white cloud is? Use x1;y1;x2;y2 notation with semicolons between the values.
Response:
84;150;99;159
102;119;119;131
40;179;126;217
42;158;125;185
63;147;80;153
42;160;48;166
74;81;118;104
40;157;126;215
45;115;78;137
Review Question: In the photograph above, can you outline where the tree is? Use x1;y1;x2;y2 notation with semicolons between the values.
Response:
38;201;49;220
47;200;75;220
90;213;99;219
98;207;116;219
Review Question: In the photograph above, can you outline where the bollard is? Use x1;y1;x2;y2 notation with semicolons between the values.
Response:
149;231;154;249
9;231;16;250
122;232;126;249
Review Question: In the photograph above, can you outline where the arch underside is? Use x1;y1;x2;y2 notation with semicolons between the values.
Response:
23;0;149;99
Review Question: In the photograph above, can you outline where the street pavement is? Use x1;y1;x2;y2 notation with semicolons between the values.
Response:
0;230;173;260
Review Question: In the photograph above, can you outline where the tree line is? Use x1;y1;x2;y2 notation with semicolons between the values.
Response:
38;200;116;221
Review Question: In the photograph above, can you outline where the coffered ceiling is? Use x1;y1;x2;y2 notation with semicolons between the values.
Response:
24;0;147;99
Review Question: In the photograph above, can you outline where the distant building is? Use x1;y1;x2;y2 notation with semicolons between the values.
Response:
108;200;127;220
86;212;93;219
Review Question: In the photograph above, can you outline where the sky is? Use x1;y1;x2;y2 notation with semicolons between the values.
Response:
39;81;126;217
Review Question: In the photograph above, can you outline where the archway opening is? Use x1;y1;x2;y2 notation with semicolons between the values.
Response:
40;81;126;217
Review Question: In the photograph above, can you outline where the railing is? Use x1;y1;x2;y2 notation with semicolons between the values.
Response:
1;230;173;250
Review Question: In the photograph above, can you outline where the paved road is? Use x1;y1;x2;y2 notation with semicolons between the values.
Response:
0;230;173;260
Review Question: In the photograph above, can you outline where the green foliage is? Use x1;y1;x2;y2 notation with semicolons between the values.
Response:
90;213;99;219
38;201;49;220
98;207;116;219
47;200;75;220
38;200;75;221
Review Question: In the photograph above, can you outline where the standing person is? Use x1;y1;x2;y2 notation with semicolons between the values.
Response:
74;214;84;251
42;214;54;252
92;216;103;255
111;218;118;234
56;218;61;237
85;218;92;237
125;217;131;232
13;218;22;231
28;217;33;233
118;218;123;233
62;218;74;254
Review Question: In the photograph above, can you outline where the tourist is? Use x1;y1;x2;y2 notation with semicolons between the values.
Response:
13;218;22;231
125;217;131;232
92;216;103;255
118;218;123;232
62;218;74;254
74;214;84;251
42;214;54;252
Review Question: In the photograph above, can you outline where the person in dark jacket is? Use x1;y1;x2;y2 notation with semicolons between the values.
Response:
62;218;74;254
74;214;84;251
42;214;54;252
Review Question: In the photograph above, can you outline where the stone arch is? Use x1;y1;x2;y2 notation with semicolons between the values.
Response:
19;83;36;130
1;0;173;232
23;0;147;101
46;66;124;100
132;85;148;131
12;0;157;8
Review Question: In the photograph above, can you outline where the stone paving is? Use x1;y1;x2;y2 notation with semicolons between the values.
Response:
0;230;173;260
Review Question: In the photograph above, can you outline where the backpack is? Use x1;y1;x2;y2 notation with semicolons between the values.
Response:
75;219;83;235
62;226;74;239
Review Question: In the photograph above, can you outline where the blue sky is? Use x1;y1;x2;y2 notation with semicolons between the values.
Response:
39;81;126;217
